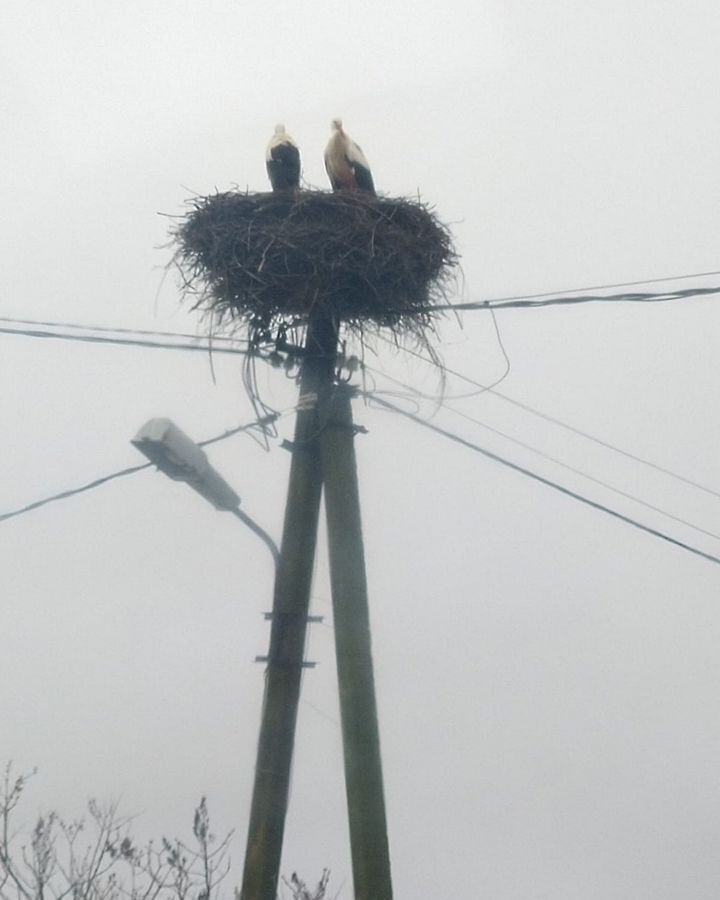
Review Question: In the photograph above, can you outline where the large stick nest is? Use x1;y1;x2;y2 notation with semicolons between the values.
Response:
172;190;457;344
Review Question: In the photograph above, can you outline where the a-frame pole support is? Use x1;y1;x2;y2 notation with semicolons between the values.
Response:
240;313;338;900
320;384;394;900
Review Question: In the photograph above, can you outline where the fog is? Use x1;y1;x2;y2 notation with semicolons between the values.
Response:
3;1;720;897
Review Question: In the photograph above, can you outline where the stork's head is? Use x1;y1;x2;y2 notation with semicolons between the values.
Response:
330;118;343;133
274;123;286;136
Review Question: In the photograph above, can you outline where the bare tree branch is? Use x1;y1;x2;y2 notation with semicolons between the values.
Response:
0;767;238;900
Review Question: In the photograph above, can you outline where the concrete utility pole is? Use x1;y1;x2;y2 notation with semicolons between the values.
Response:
240;321;393;900
320;384;393;900
240;313;338;900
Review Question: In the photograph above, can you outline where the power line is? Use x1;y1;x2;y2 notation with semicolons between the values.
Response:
476;284;720;311
0;315;245;345
5;309;719;500
374;336;720;501
446;404;720;541
368;394;720;567
365;367;720;542
196;417;279;448
0;324;250;355
448;267;720;307
0;414;279;524
421;284;720;313
0;461;153;523
5;268;719;337
4;266;719;348
4;273;718;351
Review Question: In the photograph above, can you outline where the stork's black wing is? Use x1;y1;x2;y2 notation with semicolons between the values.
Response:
266;143;300;191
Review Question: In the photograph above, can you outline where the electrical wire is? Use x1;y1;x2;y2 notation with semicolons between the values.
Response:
470;268;720;304
300;697;340;727
4;310;718;562
365;367;720;542
0;462;153;523
491;269;720;302
424;268;720;312
7;313;717;500
379;284;720;316
0;315;247;345
196;416;278;448
374;335;720;501
461;284;720;311
5;267;719;338
3;267;718;351
444;405;720;542
389;284;720;315
0;325;250;355
367;394;720;567
4;295;718;498
460;301;512;397
0;414;280;524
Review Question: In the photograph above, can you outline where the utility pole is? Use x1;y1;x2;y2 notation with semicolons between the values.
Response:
241;323;394;900
240;313;338;900
175;185;449;900
319;384;393;900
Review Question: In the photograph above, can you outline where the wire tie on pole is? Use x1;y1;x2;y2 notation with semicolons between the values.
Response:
297;391;318;410
326;419;368;435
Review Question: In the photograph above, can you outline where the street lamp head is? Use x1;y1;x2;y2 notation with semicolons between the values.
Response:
131;418;240;511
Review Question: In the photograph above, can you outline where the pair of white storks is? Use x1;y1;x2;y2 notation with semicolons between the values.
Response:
265;119;375;195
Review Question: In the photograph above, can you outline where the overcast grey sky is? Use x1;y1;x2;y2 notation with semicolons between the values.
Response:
3;1;720;897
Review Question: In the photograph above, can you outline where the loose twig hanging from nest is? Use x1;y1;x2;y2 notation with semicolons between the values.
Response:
171;190;458;351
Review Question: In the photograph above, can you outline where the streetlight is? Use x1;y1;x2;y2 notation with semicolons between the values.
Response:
131;417;280;567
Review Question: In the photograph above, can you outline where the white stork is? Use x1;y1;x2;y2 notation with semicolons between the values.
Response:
265;124;301;192
324;119;376;194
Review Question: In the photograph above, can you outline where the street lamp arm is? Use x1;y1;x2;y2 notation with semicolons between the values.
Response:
132;418;280;568
231;507;280;569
